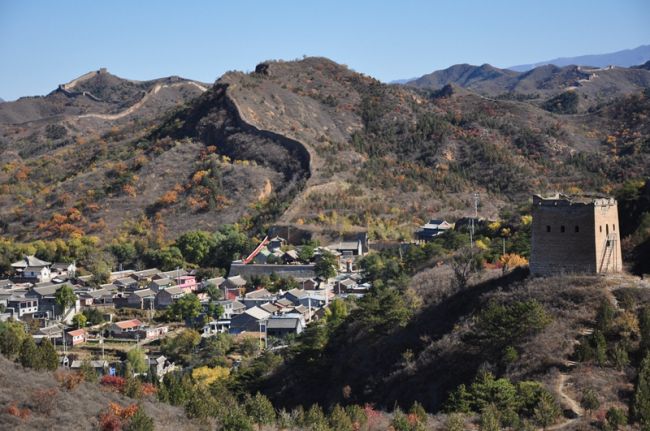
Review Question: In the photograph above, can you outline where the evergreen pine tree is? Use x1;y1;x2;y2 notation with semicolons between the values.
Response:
328;404;353;431
19;337;40;369
244;392;275;431
38;338;59;371
125;405;154;431
633;353;650;425
533;391;560;430
479;404;500;431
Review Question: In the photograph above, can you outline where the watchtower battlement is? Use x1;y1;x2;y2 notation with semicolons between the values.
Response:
530;193;622;276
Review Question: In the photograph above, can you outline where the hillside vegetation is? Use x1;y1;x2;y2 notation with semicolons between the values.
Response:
0;356;194;430
0;58;649;245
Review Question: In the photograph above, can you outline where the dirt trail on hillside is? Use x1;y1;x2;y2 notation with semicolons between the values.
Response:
78;81;207;120
546;373;583;430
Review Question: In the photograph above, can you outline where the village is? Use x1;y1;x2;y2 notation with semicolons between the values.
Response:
0;229;380;378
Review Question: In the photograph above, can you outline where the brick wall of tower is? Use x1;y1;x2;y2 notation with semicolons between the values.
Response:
593;199;623;273
530;195;624;276
530;198;597;275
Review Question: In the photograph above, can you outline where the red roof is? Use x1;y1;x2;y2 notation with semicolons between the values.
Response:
67;329;86;337
114;319;143;329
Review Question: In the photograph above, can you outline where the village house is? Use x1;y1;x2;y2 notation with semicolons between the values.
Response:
230;306;270;334
274;298;295;312
23;266;52;283
156;286;186;308
203;319;231;335
11;256;52;282
109;319;145;337
241;288;277;309
222;275;247;299
148;355;176;380
217;299;246;319
174;275;198;293
415;219;452;243
74;275;93;287
109;269;135;282
300;278;320;290
253;248;272;264
267;236;287;252
50;262;77;280
0;279;14;290
282;249;300;264
284;288;328;308
70;360;109;374
65;328;87;346
130;268;161;282
267;315;305;337
26;283;60;315
78;288;113;306
114;277;139;291
36;324;64;342
260;302;281;315
154;269;189;280
148;277;176;293
203;277;225;290
326;240;364;257
138;325;169;340
126;289;156;309
6;295;38;318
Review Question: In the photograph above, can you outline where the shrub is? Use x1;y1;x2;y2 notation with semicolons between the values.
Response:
30;387;58;414
606;407;628;430
54;369;85;391
5;401;31;419
101;375;126;392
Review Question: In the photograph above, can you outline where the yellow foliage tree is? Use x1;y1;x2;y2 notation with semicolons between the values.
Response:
191;366;230;386
475;239;489;250
487;221;501;234
520;215;532;226
499;253;529;272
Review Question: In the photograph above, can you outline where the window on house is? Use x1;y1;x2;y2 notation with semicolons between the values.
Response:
546;225;551;233
575;226;579;233
606;224;609;235
561;226;565;233
600;226;602;233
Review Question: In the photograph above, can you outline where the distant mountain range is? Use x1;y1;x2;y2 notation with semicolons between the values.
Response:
404;61;650;112
508;44;650;71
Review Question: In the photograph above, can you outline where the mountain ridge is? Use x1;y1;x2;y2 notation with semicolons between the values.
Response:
509;44;650;71
405;62;650;113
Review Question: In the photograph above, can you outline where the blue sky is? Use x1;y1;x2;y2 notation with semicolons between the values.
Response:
1;0;649;100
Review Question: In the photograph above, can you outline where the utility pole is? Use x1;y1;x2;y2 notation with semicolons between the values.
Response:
308;296;312;322
470;193;479;248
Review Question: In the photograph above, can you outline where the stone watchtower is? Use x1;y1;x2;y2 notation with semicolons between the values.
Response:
530;194;622;276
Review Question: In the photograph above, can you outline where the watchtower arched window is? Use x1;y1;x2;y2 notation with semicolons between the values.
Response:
546;225;551;233
575;226;579;233
606;224;609;235
613;224;616;231
600;226;603;233
560;225;565;233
